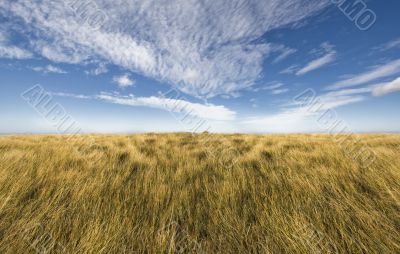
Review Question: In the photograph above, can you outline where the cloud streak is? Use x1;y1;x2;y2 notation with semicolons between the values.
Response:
243;87;371;132
328;59;400;90
272;45;297;63
374;38;400;52
372;77;400;96
0;0;330;98
0;31;32;59
296;43;336;75
32;65;67;74
53;92;237;121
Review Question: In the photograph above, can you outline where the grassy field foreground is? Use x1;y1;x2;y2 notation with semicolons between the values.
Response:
0;133;399;253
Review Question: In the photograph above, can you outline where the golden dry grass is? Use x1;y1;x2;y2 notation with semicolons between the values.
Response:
0;133;399;253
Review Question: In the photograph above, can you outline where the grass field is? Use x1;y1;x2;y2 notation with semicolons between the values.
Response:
0;133;399;253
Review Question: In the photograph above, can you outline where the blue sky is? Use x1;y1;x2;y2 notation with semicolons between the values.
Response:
0;0;399;134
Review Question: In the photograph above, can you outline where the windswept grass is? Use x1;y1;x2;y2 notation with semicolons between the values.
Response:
0;134;399;253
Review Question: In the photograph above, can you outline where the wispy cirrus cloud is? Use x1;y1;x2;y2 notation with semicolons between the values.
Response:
328;59;400;90
243;87;370;132
372;77;400;96
270;88;289;95
52;92;236;121
31;65;67;74
247;81;289;94
263;82;284;90
0;0;330;98
0;44;33;60
373;37;400;52
263;82;289;94
272;45;297;63
280;65;299;75
296;42;336;75
85;63;108;76
296;53;336;75
0;31;32;59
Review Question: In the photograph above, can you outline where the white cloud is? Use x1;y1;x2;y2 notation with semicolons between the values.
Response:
0;0;330;98
296;42;336;75
247;81;289;95
270;88;289;95
85;63;108;76
296;53;336;75
262;82;289;94
280;65;299;75
51;92;91;99
0;45;32;59
324;87;373;97
98;93;236;121
289;88;370;110
250;98;258;108
328;59;400;90
32;65;67;74
248;81;285;93
272;45;297;63
374;38;400;52
242;87;370;132
53;92;236;121
263;82;284;90
372;77;400;96
113;74;135;88
0;31;32;59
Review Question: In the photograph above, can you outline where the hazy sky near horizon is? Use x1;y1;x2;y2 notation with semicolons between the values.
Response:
1;0;399;134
